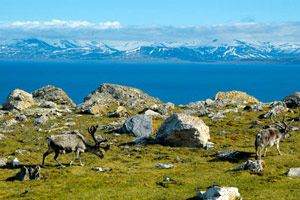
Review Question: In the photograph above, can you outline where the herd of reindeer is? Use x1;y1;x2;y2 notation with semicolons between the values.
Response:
41;114;295;167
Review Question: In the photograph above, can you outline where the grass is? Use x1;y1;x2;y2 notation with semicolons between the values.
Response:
0;105;300;199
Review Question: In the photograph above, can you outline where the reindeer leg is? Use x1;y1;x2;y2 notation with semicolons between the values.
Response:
262;147;268;157
258;146;263;161
54;151;65;168
42;148;53;167
276;142;282;155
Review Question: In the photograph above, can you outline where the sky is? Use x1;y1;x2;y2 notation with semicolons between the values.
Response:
0;0;299;43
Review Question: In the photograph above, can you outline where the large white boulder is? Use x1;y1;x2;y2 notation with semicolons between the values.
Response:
155;113;210;147
2;89;34;111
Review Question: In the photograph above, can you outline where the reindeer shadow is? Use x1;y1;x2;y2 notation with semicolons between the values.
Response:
208;151;255;163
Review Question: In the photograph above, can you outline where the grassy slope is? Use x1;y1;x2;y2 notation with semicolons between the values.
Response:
0;106;300;200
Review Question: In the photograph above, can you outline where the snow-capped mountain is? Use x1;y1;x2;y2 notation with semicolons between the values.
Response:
0;38;300;63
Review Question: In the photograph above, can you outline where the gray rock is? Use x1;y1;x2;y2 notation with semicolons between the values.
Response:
292;127;299;131
208;108;238;119
244;102;265;112
231;160;264;172
39;101;57;109
283;92;300;108
156;113;210;147
10;158;20;167
120;115;153;137
217;131;229;136
165;102;175;110
34;115;48;125
32;85;76;109
64;122;76;126
2;89;34;111
144;110;163;119
97;119;125;132
260;102;286;118
76;83;165;114
92;167;112;172
1;119;18;127
195;185;241;200
184;101;206;110
207;99;233;108
105;106;130;118
0;133;6;140
203;142;215;150
286;167;300;177
0;158;7;167
216;150;240;159
155;163;174;169
251;120;261;125
131;136;156;146
15;114;27;122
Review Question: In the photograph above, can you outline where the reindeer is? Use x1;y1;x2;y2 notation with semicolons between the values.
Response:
42;125;110;167
255;115;294;160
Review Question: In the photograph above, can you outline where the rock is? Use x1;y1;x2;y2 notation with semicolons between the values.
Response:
2;89;34;111
286;167;300;177
214;90;259;103
217;131;229;136
32;85;76;109
203;142;215;150
156;113;210;147
251;120;261;125
195;185;241;200
205;98;214;105
34;115;48;125
10;158;20;167
184;101;206;110
0;158;7;167
14;165;41;181
207;108;238;119
15;114;28;122
15;166;30;181
120;115;153;137
39;101;57;109
131;136;156;146
92;167;112;172
207;99;234;108
1;119;18;127
155;163;174;169
64;122;76;126
216;150;240;159
76;102;106;115
244;102;265;112
292;127;299;131
283;92;300;108
260;102;287;119
144;110;163;119
231;160;264;172
105;106;130;118
76;83;165;114
0;133;6;140
233;116;241;120
165;102;175;110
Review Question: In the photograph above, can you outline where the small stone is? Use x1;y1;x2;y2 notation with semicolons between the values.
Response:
10;158;20;167
15;114;27;122
124;145;130;151
195;185;241;200
286;167;300;177
34;115;48;125
64;122;76;126
0;133;6;140
39;101;57;109
15;166;30;181
251;120;261;125
292;127;299;131
203;142;215;150
217;131;228;135
132;148;141;152
175;157;180;162
1;119;18;127
91;167;112;172
155;163;174;169
0;158;8;167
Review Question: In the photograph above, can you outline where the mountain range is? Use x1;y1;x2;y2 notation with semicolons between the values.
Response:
1;38;300;63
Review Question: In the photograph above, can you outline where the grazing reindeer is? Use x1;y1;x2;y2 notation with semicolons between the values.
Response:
42;125;110;167
255;115;294;160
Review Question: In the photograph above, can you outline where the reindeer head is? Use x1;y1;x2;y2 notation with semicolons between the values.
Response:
271;114;294;138
88;125;105;158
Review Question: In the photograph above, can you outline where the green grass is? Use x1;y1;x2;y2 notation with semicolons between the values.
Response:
1;106;300;199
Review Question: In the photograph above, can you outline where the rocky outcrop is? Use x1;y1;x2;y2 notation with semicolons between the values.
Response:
260;102;287;119
214;90;259;103
156;113;210;147
32;85;76;109
283;92;300;108
105;106;130;118
2;89;34;111
120;115;153;137
76;83;164;114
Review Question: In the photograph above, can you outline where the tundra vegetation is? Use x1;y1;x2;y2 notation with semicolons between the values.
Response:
0;87;300;199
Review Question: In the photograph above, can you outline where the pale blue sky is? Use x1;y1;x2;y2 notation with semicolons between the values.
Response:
0;0;299;26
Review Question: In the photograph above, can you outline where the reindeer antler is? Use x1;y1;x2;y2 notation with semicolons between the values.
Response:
270;114;285;130
88;125;98;145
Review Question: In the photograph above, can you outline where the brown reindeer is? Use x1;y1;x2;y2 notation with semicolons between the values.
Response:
255;115;294;160
42;125;109;167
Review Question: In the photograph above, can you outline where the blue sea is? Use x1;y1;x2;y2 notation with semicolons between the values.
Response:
0;61;299;105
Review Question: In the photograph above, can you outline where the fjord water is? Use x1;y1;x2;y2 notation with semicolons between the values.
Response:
0;61;299;105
